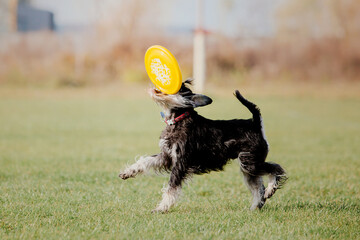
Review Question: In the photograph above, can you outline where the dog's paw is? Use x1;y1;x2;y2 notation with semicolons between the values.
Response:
264;187;276;199
118;168;139;180
118;172;131;180
250;201;265;211
151;208;168;214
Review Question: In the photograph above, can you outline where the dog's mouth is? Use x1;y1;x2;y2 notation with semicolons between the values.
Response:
151;88;165;96
148;88;165;101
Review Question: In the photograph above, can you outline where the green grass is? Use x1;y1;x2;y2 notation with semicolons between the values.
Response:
0;91;359;239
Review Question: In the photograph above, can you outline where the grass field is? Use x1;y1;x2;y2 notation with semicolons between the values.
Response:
0;87;359;239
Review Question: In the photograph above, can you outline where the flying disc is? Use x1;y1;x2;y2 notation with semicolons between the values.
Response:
144;45;182;94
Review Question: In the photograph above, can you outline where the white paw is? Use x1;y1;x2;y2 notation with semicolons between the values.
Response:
151;207;169;214
118;170;136;180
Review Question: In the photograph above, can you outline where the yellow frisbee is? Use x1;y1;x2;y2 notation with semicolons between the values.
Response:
144;45;182;95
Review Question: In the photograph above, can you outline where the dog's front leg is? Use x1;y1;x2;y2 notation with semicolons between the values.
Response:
152;166;187;213
119;154;162;180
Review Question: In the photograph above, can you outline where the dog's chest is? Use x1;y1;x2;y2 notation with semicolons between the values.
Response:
159;137;181;156
160;126;187;151
159;138;172;155
159;129;187;162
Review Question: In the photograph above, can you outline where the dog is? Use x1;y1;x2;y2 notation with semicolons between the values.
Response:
119;79;287;213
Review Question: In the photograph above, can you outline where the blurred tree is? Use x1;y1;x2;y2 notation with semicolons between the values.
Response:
94;0;158;49
276;0;360;41
330;0;360;41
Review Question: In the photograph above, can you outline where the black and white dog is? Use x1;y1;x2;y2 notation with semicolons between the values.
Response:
119;79;287;213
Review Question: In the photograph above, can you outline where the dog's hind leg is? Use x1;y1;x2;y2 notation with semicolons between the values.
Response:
119;154;163;180
238;152;266;210
242;172;266;210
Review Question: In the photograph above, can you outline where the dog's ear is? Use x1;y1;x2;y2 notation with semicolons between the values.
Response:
184;78;194;86
191;94;212;107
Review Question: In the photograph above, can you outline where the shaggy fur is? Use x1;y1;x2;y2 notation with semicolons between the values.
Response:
119;79;287;213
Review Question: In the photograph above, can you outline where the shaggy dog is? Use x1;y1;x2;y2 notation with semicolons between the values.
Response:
119;79;287;213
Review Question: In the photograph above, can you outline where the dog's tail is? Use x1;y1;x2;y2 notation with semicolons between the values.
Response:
234;90;262;127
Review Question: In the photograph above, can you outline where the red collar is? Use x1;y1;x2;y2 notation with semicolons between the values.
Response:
162;112;190;126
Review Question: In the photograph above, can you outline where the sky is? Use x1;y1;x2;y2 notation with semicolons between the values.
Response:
31;0;283;37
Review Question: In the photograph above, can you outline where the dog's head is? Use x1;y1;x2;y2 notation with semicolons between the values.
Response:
149;79;212;114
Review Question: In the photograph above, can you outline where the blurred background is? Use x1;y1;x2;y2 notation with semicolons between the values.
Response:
1;2;360;238
0;0;359;91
